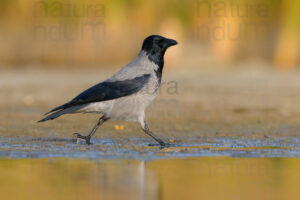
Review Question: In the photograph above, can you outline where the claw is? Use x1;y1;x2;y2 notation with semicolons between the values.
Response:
73;133;91;145
148;140;170;149
157;139;166;147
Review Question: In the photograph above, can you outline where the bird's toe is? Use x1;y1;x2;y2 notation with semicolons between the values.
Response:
157;139;166;147
73;133;91;145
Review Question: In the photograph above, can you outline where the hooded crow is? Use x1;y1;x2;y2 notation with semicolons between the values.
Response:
38;35;178;146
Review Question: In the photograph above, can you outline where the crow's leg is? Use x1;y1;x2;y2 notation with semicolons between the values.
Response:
74;115;109;145
140;119;166;147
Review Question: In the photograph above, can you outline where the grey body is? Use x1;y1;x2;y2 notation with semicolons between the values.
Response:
75;50;159;126
39;35;178;146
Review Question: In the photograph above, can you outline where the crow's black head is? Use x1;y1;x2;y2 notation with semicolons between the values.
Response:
141;35;177;79
142;35;177;56
142;35;177;54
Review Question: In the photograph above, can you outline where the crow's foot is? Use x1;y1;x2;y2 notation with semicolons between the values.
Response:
73;133;92;145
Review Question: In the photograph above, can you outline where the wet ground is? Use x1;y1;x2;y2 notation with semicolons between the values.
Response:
0;136;299;159
1;67;300;199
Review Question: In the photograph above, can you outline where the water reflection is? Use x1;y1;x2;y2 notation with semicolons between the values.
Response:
0;158;299;200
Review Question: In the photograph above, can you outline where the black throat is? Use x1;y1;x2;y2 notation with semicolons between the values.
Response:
144;49;166;83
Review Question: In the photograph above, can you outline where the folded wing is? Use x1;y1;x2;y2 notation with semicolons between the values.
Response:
39;74;150;122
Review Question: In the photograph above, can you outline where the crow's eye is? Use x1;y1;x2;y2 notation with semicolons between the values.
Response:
153;38;160;43
155;39;163;45
153;38;164;48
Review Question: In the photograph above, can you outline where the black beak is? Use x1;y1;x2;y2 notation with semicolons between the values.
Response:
165;38;178;47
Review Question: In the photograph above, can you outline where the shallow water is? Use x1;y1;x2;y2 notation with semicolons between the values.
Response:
2;135;299;200
0;157;299;200
0;136;299;159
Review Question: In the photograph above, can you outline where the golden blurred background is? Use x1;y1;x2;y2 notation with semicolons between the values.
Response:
1;2;300;199
0;0;299;69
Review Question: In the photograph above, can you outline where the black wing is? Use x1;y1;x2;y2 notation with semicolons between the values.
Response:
44;74;151;115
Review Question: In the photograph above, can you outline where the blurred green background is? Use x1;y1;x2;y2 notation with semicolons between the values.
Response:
0;0;299;69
